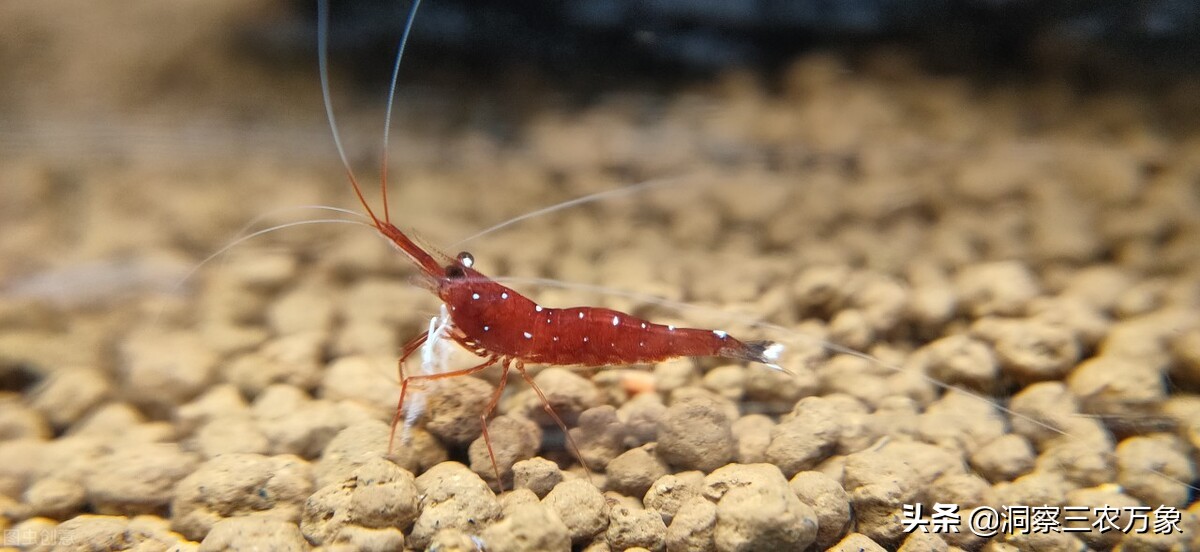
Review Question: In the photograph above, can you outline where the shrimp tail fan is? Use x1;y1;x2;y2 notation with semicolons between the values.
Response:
721;340;788;372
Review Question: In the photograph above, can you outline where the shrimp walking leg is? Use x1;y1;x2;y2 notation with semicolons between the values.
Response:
477;359;512;487
388;355;498;453
516;363;592;480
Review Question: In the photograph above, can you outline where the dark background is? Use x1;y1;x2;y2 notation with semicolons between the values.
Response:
257;0;1200;87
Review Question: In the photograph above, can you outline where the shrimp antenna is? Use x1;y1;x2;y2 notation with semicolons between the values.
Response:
381;0;424;225
317;0;381;228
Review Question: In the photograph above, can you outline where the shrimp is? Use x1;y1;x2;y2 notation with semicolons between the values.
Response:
315;0;784;487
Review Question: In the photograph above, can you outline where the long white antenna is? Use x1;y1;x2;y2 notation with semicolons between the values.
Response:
380;0;424;223
316;0;354;181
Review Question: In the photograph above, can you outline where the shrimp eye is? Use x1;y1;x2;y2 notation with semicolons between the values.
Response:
457;251;475;268
445;265;466;279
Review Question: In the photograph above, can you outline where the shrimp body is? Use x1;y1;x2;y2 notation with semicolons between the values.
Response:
441;265;782;367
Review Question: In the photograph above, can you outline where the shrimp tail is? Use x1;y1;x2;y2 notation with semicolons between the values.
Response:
720;340;789;373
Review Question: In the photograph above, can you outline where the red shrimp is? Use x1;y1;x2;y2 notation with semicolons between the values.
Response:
317;0;783;487
364;182;783;486
380;219;783;486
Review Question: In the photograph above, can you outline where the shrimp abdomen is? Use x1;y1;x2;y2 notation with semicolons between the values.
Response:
447;278;779;367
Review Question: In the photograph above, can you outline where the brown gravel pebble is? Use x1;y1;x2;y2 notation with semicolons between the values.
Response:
789;470;851;548
252;384;347;459
643;471;704;527
909;334;999;392
422;376;495;446
410;461;502;550
223;331;326;397
955;261;1040;318
27;367;111;431
512;457;563;499
704;463;817;551
323;525;406;552
606;505;668;552
468;415;542;488
726;415;771;466
617;393;666;447
55;514;194;552
527;367;603;426
172;453;313;541
85;442;199;517
1065;485;1142;550
992;471;1075;508
0;396;50;441
766;396;844;476
318;355;400;419
480;501;572;552
174;384;250;436
665;496;717;552
842;450;921;546
24;477;86;520
897;531;949;552
829;532;887;552
969;433;1036;483
1067;355;1166;418
189;416;270;458
312;421;390;489
569;405;628;471
1115;434;1195;507
425;527;485;552
656;400;735;473
605;444;669;498
997;531;1085;552
118;329;218;416
741;361;820;413
543;478;609;545
301;457;418;545
199;516;309;552
701;364;746;402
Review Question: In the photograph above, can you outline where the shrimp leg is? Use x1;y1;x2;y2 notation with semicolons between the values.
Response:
515;363;591;480
477;358;512;487
387;355;498;454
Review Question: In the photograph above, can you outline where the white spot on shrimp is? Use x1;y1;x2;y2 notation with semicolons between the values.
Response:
483;325;490;332
639;342;644;347
472;293;480;300
535;305;543;312
713;330;728;339
501;292;509;299
583;336;589;342
546;318;551;324
612;316;620;326
523;332;533;339
640;322;647;329
579;312;585;319
553;336;559;342
668;325;676;331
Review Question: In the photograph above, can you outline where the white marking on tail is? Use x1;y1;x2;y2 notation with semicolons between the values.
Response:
762;342;785;362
